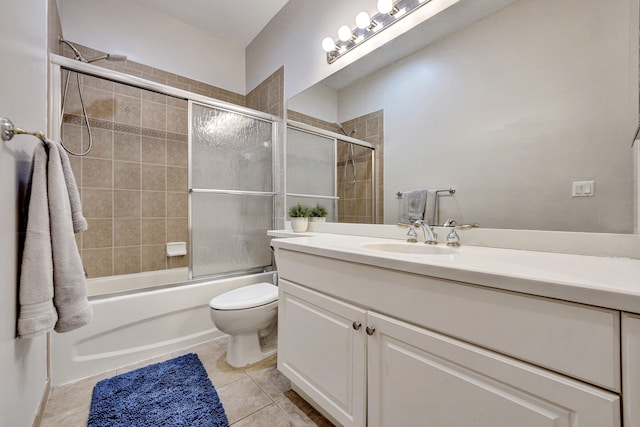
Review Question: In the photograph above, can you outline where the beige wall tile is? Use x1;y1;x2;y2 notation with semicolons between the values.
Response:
114;218;141;247
141;245;166;271
82;158;112;189
114;247;141;275
83;127;113;159
142;163;166;191
167;167;187;192
141;191;166;217
114;81;141;98
166;106;187;134
114;190;141;217
142;218;166;245
167;192;187;217
83;74;113;92
82;188;113;218
83;247;113;278
114;161;141;189
83;218;113;249
141;100;166;130
61;122;82;154
114;93;141;126
166;140;187;167
114;132;141;162
83;87;115;121
167;218;188;242
142;137;166;165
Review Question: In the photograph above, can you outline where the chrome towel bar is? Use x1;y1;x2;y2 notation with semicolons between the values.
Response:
1;117;46;142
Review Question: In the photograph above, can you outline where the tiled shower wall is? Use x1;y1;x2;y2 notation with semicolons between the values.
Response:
246;66;286;229
60;42;246;278
287;109;384;224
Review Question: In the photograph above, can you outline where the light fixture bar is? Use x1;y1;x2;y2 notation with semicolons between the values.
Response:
323;0;432;64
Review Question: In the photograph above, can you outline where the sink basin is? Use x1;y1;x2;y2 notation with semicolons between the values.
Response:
359;242;459;255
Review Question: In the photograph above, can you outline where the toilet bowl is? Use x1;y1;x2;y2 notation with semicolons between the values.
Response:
209;282;278;368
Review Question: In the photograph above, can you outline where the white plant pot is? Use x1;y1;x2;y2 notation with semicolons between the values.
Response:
290;217;308;232
309;217;326;223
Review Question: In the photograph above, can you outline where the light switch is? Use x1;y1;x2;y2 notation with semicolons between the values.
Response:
572;180;595;197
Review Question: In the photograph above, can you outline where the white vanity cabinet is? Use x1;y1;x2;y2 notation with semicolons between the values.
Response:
275;248;622;427
278;279;367;427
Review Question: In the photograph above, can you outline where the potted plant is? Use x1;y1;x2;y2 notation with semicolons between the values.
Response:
309;204;328;223
288;203;310;232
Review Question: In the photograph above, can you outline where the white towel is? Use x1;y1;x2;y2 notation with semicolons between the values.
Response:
18;139;92;338
17;144;57;338
56;143;87;233
424;189;437;226
45;139;92;333
400;189;428;224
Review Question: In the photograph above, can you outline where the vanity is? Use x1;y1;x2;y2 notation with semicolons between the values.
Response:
271;228;640;427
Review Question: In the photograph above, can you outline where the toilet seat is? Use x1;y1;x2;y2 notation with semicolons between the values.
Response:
209;283;278;310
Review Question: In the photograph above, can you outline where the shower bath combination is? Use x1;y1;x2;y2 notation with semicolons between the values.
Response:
335;122;358;185
58;37;127;156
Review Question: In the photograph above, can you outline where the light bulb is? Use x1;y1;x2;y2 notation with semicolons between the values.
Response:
338;25;352;42
355;11;371;29
377;0;394;14
322;37;336;52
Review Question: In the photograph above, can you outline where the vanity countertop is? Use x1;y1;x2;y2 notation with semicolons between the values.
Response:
271;233;640;314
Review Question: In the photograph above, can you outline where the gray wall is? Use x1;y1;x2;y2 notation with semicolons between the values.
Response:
338;0;638;233
0;1;50;425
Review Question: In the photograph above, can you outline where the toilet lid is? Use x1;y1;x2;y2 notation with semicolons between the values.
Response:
209;283;278;310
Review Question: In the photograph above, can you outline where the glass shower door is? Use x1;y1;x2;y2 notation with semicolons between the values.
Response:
286;127;337;220
190;102;275;278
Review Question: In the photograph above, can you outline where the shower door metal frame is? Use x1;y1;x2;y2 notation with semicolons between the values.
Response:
49;54;279;284
286;120;376;224
188;100;278;281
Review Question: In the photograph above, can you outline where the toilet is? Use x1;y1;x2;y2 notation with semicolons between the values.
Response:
209;282;278;368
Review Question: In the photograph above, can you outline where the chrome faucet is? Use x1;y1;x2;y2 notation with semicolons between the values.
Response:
413;220;438;245
397;222;418;243
398;222;418;243
446;223;479;246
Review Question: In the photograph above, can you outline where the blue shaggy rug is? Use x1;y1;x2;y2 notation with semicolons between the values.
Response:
88;353;229;426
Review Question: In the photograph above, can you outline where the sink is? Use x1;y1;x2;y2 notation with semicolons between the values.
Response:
359;242;459;255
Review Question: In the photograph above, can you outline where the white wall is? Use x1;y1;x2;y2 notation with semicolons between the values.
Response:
337;0;638;233
0;2;50;425
246;0;398;98
287;83;338;124
57;0;246;94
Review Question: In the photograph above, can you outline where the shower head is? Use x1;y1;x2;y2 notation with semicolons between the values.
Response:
335;122;355;137
58;36;127;63
85;53;128;63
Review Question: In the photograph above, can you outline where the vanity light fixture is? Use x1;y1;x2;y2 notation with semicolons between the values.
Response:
322;0;432;64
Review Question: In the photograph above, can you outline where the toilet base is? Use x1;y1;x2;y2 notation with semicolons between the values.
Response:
226;332;277;368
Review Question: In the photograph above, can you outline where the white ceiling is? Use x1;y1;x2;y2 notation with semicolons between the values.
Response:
133;0;290;47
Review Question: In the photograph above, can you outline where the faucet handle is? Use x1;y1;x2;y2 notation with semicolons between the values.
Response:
446;227;460;246
446;223;479;246
397;223;418;243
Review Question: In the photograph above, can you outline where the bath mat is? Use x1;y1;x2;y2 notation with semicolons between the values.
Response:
88;353;229;427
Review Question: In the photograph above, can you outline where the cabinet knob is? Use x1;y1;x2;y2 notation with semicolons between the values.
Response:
352;321;362;330
366;326;375;336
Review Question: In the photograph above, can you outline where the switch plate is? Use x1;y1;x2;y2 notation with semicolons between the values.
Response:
572;180;595;197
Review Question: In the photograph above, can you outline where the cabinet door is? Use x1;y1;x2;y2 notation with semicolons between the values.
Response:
367;311;620;427
622;313;640;426
278;280;367;427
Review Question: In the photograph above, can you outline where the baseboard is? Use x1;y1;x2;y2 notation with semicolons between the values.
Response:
31;378;51;427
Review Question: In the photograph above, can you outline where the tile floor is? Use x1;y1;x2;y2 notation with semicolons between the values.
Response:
39;336;334;426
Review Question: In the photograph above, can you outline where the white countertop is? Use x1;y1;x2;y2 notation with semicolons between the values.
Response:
271;233;640;313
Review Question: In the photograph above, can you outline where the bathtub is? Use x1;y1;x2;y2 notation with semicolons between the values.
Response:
50;270;277;386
